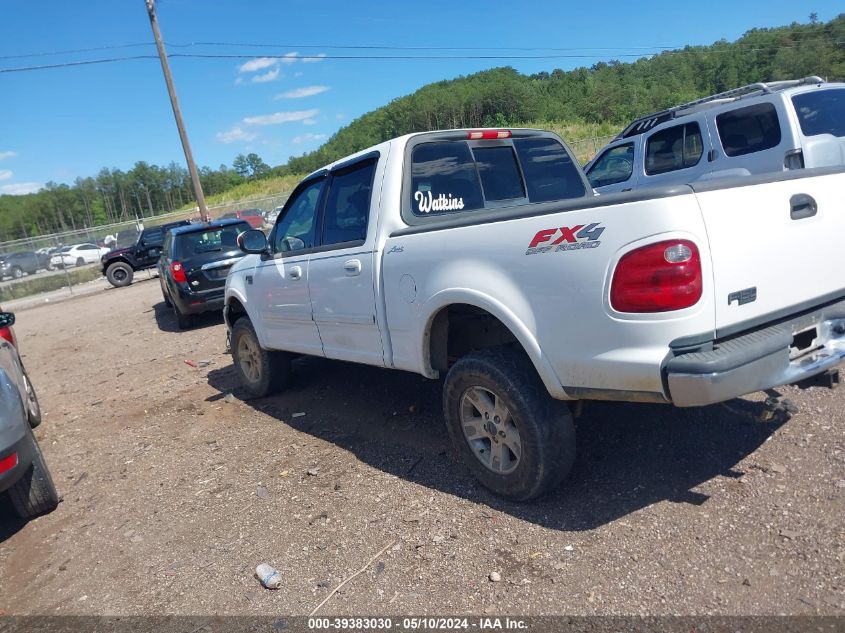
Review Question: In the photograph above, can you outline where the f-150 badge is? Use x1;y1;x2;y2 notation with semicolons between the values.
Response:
525;223;604;255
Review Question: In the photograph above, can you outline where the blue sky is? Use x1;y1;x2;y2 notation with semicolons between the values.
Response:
0;0;840;195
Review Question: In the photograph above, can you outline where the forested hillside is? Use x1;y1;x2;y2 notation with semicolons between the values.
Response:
1;14;842;241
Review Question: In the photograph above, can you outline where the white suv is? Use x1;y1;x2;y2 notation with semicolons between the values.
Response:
586;77;845;193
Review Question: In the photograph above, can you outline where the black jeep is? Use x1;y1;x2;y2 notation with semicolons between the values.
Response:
101;220;191;288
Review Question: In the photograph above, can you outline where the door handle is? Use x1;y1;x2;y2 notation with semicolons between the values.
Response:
790;194;817;220
289;265;302;280
621;188;632;192
343;259;362;276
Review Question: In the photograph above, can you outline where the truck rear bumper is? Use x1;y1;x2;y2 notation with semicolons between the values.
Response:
666;302;845;407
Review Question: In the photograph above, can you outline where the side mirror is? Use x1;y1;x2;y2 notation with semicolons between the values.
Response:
0;312;15;329
237;229;268;254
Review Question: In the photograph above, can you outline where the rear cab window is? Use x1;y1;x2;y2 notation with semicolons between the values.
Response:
716;102;782;156
407;133;585;218
791;88;845;138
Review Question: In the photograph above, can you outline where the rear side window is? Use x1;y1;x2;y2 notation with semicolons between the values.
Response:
645;123;703;175
586;143;635;188
514;138;586;201
322;160;376;246
411;142;484;215
716;103;782;157
472;146;525;201
792;89;845;138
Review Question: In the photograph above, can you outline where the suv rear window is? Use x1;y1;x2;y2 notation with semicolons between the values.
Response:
410;137;583;216
716;102;782;157
174;222;250;258
792;88;845;138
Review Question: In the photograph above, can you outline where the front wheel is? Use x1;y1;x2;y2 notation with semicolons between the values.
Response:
11;266;22;279
8;427;60;518
105;262;134;288
443;347;576;501
230;317;290;397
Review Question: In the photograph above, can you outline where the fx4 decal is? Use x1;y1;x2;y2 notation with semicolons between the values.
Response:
525;223;605;255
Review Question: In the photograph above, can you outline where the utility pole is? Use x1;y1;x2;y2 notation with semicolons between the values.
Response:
144;0;209;222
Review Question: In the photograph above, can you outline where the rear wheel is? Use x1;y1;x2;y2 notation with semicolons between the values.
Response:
231;317;290;397
8;427;59;519
22;369;41;428
75;257;85;267
105;262;134;288
172;303;193;330
443;346;576;501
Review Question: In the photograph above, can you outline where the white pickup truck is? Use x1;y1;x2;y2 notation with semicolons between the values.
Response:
224;128;845;500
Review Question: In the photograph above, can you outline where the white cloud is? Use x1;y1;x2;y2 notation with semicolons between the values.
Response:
216;126;258;144
0;170;12;181
0;182;42;195
0;151;16;161
280;52;299;65
243;109;319;126
292;133;327;144
252;68;280;83
238;57;278;73
303;53;327;63
275;85;329;99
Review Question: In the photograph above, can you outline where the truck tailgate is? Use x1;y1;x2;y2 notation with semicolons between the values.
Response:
693;170;845;335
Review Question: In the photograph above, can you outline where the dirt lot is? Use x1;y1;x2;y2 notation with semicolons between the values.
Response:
0;278;843;615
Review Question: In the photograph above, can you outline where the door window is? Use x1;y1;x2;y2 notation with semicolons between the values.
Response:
716;102;782;156
586;143;635;187
645;123;703;175
321;160;376;246
273;179;324;253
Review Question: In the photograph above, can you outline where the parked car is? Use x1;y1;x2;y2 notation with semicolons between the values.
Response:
264;206;283;228
0;310;59;519
585;76;845;193
218;208;265;230
224;126;845;501
158;219;252;329
50;243;111;268
101;220;192;288
0;251;44;279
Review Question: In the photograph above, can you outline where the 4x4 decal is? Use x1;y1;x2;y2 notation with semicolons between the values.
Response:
525;223;605;255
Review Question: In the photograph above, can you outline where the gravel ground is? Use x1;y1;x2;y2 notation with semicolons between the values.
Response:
0;278;843;616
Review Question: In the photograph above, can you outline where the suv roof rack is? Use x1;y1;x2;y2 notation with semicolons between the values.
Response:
618;76;825;139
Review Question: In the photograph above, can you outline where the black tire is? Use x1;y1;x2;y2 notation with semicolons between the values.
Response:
162;290;172;308
230;316;290;397
11;266;22;279
172;303;193;330
22;369;41;428
75;257;85;267
443;346;576;501
105;262;134;288
8;427;59;519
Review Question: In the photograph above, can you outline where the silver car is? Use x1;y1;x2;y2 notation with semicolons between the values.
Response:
0;311;59;519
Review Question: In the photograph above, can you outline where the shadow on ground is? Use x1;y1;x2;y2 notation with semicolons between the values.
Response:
152;301;225;333
206;356;788;532
0;503;28;541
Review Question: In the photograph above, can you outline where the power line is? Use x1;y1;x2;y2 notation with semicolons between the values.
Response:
0;43;153;60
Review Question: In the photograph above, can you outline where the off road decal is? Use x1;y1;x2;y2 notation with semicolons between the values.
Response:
414;190;464;213
525;223;604;255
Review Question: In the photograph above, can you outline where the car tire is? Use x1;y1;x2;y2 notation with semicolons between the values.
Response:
172;303;193;330
22;369;41;428
8;427;60;519
105;262;134;288
443;346;576;501
75;257;85;267
231;316;290;398
11;266;22;279
162;290;172;308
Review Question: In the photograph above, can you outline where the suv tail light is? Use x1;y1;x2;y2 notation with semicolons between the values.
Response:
170;261;187;284
0;452;18;475
610;240;702;313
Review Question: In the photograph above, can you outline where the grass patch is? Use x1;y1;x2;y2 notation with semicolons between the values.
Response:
0;266;102;302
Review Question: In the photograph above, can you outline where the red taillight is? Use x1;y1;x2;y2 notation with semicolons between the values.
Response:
467;130;512;140
170;261;187;284
610;240;702;313
0;452;18;475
